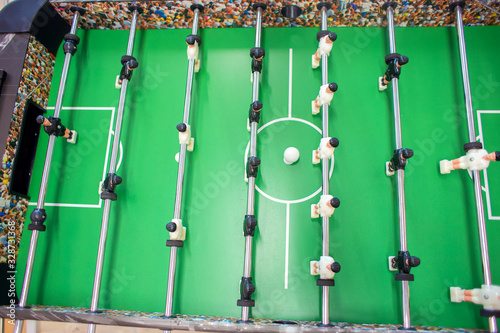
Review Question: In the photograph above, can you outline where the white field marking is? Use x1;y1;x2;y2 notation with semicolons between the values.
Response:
288;49;293;119
477;110;500;220
243;117;335;204
285;202;290;289
116;141;124;172
28;107;115;209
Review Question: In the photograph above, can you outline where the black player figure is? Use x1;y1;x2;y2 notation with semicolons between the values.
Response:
379;53;409;91
36;115;77;144
250;47;265;74
116;56;139;88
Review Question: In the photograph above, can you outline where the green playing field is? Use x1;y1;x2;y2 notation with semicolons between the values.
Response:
16;25;500;329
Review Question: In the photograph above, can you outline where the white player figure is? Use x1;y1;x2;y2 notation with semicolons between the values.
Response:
312;82;338;115
450;285;500;311
311;195;340;218
177;123;194;151
310;256;341;279
440;145;499;174
186;35;201;72
312;31;337;69
313;137;339;164
166;219;186;241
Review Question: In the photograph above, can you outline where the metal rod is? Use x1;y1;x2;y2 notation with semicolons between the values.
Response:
319;5;331;327
163;8;201;325
87;10;139;333
454;6;496;332
243;236;253;277
13;10;81;333
385;5;411;329
164;246;177;315
241;6;263;322
173;144;187;219
247;176;256;216
255;8;262;47
455;7;476;145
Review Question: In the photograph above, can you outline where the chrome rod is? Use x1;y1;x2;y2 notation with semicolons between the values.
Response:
454;6;496;332
385;4;411;329
164;7;201;324
319;4;331;327
173;144;187;219
247;177;256;215
87;10;139;333
164;246;178;315
455;6;476;144
387;7;396;54
243;236;253;277
241;5;263;322
255;8;262;47
14;10;82;333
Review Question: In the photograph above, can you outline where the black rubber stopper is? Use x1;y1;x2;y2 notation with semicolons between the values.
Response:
64;33;80;45
252;2;267;11
166;240;184;247
449;0;466;12
190;3;205;13
281;5;302;19
480;308;500;317
317;2;332;10
128;5;144;14
381;1;398;10
316;279;335;286
464;141;483;151
70;6;86;15
395;273;414;281
385;53;401;64
236;299;255;307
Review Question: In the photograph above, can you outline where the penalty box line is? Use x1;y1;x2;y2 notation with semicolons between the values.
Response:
477;110;500;221
28;107;116;209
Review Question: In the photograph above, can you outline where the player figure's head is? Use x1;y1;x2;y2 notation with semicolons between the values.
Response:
127;59;139;70
328;82;338;93
177;123;187;132
329;197;340;208
186;35;197;46
329;262;341;273
326;32;337;43
252;48;265;60
329;137;339;148
398;55;409;66
251;100;263;112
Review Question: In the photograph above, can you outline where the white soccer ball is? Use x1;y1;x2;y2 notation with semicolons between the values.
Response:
284;147;300;164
